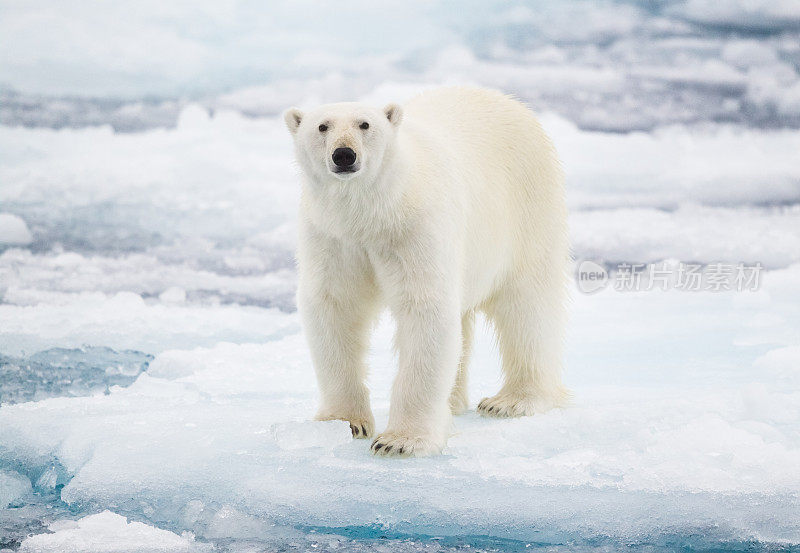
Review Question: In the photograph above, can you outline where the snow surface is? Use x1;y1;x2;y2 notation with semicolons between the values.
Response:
1;270;799;548
17;511;200;553
2;0;800;551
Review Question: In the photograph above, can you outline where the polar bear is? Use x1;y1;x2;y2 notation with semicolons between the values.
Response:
284;87;569;457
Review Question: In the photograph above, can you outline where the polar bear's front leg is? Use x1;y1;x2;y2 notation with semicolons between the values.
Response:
298;229;380;439
371;287;461;457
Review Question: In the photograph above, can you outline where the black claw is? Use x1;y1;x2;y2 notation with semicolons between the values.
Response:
384;445;393;453
374;443;384;453
350;423;357;436
360;424;367;436
398;447;405;455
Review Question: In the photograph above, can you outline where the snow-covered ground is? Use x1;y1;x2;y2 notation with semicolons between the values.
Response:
2;1;800;551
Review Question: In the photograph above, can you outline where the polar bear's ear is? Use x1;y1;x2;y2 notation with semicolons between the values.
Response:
283;108;303;134
383;103;403;127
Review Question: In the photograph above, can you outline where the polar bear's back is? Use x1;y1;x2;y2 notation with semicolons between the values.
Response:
403;86;557;167
403;86;562;207
405;87;543;136
403;87;567;289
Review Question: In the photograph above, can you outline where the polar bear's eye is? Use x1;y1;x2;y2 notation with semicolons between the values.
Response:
359;122;369;130
318;124;328;132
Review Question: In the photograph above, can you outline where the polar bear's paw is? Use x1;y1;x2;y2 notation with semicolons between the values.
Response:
370;433;442;458
347;420;373;439
315;413;374;439
477;393;537;418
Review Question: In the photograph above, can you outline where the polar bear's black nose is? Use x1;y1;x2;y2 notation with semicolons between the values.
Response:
332;147;357;168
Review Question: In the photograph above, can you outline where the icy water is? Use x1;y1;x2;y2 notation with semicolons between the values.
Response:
2;1;800;551
0;348;152;405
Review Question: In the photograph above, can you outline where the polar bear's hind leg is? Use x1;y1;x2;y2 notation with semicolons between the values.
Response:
478;272;569;418
449;311;475;415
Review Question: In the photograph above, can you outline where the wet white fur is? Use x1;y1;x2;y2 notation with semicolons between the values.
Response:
284;87;569;457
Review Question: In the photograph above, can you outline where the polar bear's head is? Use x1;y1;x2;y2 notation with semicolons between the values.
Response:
284;102;403;183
